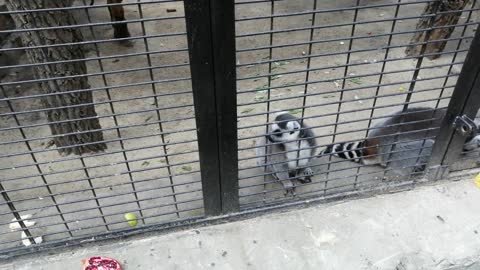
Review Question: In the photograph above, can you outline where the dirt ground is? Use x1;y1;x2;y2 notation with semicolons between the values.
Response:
0;0;478;252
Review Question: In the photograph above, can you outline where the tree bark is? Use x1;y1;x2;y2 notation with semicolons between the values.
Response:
405;0;470;60
6;0;106;155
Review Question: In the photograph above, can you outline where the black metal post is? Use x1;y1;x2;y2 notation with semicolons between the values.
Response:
209;0;239;213
427;28;480;178
184;0;239;215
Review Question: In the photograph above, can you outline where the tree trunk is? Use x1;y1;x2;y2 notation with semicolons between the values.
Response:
5;0;107;155
405;0;469;60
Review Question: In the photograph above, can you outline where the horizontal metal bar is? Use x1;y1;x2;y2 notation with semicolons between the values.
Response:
0;176;201;218
240;147;432;182
0;31;187;53
0;190;202;229
239;161;424;199
238;100;450;131
239;137;435;178
236;5;474;24
0;149;199;186
0;47;188;72
237;37;470;68
236;0;433;21
0;151;199;186
0;191;201;230
238;73;457;107
0;154;200;188
242;107;442;142
240;181;401;210
0;0;183;15
239;128;439;167
240;118;440;152
238;105;446;142
239;112;442;157
238;87;451;120
0;209;207;259
239;155;428;189
1;104;194;134
0;62;190;89
0;15;185;35
236;22;475;53
235;0;287;4
237;14;477;39
0;139;197;172
239;116;442;152
1;77;191;105
238;179;415;210
0;116;195;146
237;58;462;85
0;136;196;170
0;157;200;200
0;133;197;159
237;56;463;95
0;203;204;247
0;178;202;215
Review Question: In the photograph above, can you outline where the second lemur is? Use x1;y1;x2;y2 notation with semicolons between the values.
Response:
322;107;480;167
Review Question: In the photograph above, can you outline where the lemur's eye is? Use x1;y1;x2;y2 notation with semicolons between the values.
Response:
273;129;281;135
290;127;299;135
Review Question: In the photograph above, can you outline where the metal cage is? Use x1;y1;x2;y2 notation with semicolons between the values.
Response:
1;0;479;258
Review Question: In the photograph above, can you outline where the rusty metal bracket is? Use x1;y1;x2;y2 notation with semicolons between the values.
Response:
453;115;477;137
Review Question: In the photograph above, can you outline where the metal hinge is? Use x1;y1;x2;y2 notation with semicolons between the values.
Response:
453;115;477;137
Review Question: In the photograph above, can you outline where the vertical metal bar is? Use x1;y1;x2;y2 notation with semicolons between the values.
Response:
382;1;443;180
79;157;109;230
300;0;318;122
324;0;360;193
135;0;180;218
80;0;145;225
413;0;477;180
427;28;480;171
209;0;239;213
435;0;477;110
262;0;275;203
184;0;222;216
353;0;401;187
0;182;35;245
184;0;239;215
0;86;72;238
296;0;318;181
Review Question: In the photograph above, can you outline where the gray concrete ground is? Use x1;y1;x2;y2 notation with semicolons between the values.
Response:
2;176;480;270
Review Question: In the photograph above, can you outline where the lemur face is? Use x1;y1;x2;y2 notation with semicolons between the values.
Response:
267;113;301;143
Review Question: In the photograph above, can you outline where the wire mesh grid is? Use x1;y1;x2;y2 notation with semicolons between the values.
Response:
1;0;480;258
0;0;204;254
235;0;480;208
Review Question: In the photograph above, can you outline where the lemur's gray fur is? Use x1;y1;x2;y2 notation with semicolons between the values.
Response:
322;107;480;171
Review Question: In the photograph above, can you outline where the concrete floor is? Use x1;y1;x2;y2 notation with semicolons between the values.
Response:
2;177;480;270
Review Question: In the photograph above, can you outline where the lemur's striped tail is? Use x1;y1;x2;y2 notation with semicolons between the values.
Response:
320;140;365;162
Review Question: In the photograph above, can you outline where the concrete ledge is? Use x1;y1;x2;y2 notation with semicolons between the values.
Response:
2;179;480;270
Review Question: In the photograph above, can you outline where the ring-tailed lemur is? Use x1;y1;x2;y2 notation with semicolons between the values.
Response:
321;107;480;168
255;112;317;195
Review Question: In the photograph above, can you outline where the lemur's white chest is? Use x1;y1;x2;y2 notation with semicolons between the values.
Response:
284;140;311;170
